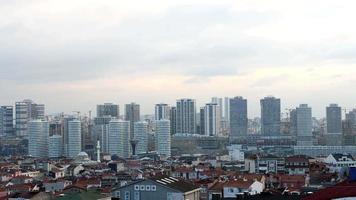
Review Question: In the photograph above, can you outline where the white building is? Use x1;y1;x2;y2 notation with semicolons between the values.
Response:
134;121;149;154
67;119;81;158
49;135;63;158
108;119;130;158
28;120;49;158
211;97;223;121
324;153;356;173
204;103;221;136
155;119;171;158
227;145;245;162
15;99;45;137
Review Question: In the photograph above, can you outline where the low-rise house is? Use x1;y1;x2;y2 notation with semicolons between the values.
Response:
66;164;84;177
49;167;65;179
112;176;201;200
324;153;356;173
285;155;310;175
44;179;72;193
171;167;198;180
208;178;264;200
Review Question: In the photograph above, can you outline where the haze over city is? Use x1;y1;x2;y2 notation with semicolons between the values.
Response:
1;0;356;117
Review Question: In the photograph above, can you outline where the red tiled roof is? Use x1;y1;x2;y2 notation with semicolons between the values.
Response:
303;180;356;200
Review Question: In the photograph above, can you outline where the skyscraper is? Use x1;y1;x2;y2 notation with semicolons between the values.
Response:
134;121;149;154
97;103;120;118
169;107;176;135
212;97;223;121
155;119;171;158
200;107;205;135
15;99;45;136
224;97;230;121
125;103;140;138
295;104;313;146
229;97;248;138
155;103;170;120
67;119;81;158
28;119;49;158
326;104;342;146
108;119;130;158
327;104;342;134
0;106;14;136
94;116;112;153
49;135;63;158
204;103;221;136
176;99;196;134
260;96;281;136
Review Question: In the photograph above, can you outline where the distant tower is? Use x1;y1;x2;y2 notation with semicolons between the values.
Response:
96;140;101;162
260;96;281;136
155;119;171;158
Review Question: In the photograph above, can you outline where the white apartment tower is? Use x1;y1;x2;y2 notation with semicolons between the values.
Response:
28;119;49;158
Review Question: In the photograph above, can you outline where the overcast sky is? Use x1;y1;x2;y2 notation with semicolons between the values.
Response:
1;0;356;118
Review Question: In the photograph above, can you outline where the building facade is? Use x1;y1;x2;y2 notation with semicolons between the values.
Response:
125;103;140;139
0;106;14;136
176;99;196;134
204;103;221;136
134;121;149;154
28;120;49;158
96;103;120;118
229;97;248;138
15;99;45;137
67;119;81;158
155;119;171;158
260;97;281;136
155;103;170;120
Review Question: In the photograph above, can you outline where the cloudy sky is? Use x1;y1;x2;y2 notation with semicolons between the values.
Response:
1;0;356;118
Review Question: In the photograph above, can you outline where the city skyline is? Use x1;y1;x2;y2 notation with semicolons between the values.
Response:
1;1;356;118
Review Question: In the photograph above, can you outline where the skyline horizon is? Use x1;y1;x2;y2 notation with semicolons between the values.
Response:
2;96;354;119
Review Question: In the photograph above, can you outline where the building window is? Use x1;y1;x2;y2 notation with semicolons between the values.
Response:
140;185;145;191
134;185;139;191
134;191;140;200
125;191;130;200
146;185;151;191
151;185;157;191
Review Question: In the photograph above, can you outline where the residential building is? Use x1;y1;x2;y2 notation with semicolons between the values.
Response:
285;155;310;175
155;103;170;120
211;97;223;122
134;121;149;154
176;99;196;134
296;104;313;146
326;104;342;146
112;176;200;200
28;119;49;158
49;135;63;158
170;107;176;135
229;96;248;138
204;103;221;136
324;153;356;173
96;103;119;118
155;119;171;158
15;99;45;136
125;103;140;139
67;119;81;158
260;96;281;136
0;106;14;136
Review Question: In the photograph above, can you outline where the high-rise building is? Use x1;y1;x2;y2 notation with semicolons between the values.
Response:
155;119;171;158
204;103;221;136
326;104;342;146
94;116;112;153
125;103;140;138
15;99;45;136
0;106;14;136
260;96;281;136
176;99;196;134
97;103;120;118
49;135;63;158
212;97;223;121
28;119;49;158
346;109;356;127
229;97;248;138
224;97;230;121
295;104;313;146
327;104;342;134
169;107;176;135
155;103;170;120
134;121;149;154
289;109;297;136
108;119;130;158
199;107;205;135
67;119;81;158
63;116;76;156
